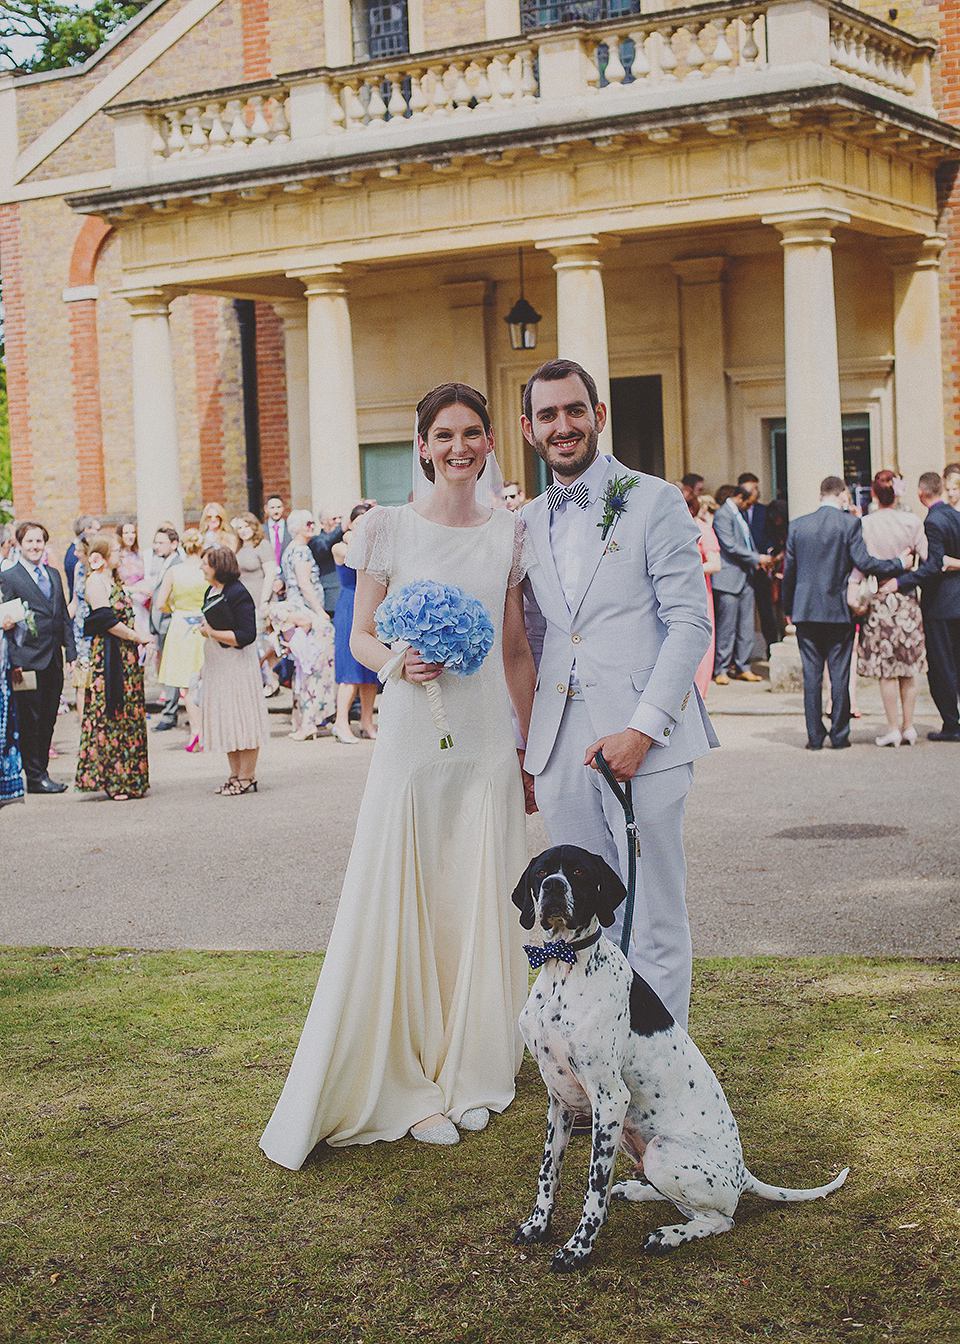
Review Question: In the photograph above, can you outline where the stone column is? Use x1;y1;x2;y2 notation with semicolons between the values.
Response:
885;235;947;512
764;210;849;518
537;235;614;453
126;288;184;543
672;257;730;482
298;269;363;516
273;299;311;509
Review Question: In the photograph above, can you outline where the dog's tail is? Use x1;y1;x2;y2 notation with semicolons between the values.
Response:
742;1166;849;1203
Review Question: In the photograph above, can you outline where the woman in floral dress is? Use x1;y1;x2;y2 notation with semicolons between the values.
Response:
75;534;153;800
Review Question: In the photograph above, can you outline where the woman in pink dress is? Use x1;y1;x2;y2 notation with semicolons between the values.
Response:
689;494;720;699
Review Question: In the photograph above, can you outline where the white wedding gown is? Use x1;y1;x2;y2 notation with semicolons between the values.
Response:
260;504;529;1165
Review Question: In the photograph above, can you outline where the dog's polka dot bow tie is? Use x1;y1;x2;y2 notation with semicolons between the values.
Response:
524;939;578;969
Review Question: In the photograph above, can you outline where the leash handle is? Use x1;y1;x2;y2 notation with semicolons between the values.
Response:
595;750;639;958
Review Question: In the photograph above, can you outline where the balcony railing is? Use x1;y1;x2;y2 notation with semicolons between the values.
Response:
108;0;936;182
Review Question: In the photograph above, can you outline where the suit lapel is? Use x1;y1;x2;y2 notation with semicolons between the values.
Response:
569;458;619;618
19;563;53;610
523;495;568;622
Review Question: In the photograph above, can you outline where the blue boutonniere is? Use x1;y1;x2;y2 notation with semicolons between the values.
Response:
598;474;641;541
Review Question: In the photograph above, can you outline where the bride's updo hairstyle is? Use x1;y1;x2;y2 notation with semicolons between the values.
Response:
416;382;491;483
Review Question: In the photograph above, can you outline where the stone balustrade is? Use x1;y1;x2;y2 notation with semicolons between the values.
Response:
109;0;936;179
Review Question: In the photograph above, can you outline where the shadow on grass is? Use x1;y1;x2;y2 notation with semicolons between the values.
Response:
0;949;957;1344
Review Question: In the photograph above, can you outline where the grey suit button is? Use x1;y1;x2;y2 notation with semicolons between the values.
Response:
557;684;566;694
663;727;670;736
571;633;581;644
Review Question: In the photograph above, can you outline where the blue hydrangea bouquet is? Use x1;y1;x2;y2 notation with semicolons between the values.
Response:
375;580;494;749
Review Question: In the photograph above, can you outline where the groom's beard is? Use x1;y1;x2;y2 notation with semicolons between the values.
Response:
531;424;600;482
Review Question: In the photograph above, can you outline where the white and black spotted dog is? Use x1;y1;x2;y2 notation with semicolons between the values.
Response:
512;845;849;1274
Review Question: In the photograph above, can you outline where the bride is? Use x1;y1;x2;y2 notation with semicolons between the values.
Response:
259;382;537;1161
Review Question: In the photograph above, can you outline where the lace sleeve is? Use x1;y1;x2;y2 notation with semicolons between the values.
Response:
507;513;535;588
345;507;393;585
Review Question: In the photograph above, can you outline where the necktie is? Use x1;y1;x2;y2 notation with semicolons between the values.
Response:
547;480;590;511
273;523;283;566
34;565;52;599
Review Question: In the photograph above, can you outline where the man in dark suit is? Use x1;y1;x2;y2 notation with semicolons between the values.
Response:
0;521;76;792
898;472;960;741
738;471;778;655
782;477;908;750
308;507;345;618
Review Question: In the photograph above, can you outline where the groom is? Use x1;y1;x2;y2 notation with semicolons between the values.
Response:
520;359;717;1028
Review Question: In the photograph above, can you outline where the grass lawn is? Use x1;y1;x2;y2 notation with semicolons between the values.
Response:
1;948;957;1344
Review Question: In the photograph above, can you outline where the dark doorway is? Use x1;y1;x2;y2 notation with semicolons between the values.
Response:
234;299;263;516
610;375;664;478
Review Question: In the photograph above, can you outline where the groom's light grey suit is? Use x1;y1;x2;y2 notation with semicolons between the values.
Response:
522;458;718;1026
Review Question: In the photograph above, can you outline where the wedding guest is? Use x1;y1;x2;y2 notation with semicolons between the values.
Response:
712;482;773;683
272;602;336;741
232;512;279;615
308;507;345;618
944;464;960;511
848;471;927;747
199;502;238;554
689;493;720;699
1;524;17;570
260;381;535;1162
0;598;25;808
68;535;93;721
0;521;76;793
330;503;378;743
147;526;183;732
117;519;150;638
75;533;152;800
64;514;100;601
264;495;292;572
198;547;268;796
155;529;207;748
279;511;337;731
679;473;705;508
503;481;526;511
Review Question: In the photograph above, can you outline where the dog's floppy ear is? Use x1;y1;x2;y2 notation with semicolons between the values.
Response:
511;859;538;930
591;854;627;928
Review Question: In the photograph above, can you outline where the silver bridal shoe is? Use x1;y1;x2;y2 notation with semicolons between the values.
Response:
410;1118;459;1145
458;1107;490;1131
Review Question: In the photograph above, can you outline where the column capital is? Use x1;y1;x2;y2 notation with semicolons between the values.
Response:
121;286;179;318
671;256;727;285
535;234;620;267
882;234;947;272
762;209;850;245
289;264;365;297
272;298;308;330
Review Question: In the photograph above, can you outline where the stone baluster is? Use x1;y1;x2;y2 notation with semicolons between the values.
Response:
407;69;428;118
385;72;408;122
249;95;271;146
185;106;208;153
165;109;187;156
450;62;473;113
492;55;515;104
472;58;494;110
684;26;706;80
738;13;759;67
518;47;538;101
604;36;627;89
151;116;169;159
711;21;735;76
206;101;229;152
427;65;450;117
656;27;679;81
629;28;653;84
224;99;248;148
271;94;290;141
341;80;366;129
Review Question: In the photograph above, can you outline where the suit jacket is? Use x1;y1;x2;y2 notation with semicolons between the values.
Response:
898;500;960;620
0;560;77;670
150;552;182;638
745;501;769;554
308;524;345;609
521;458;717;777
782;505;904;624
266;519;292;564
712;498;766;596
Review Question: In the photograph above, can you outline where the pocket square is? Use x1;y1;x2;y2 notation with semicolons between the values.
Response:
603;539;620;556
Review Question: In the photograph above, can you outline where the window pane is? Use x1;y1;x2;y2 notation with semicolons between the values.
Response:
520;0;640;29
355;1;409;60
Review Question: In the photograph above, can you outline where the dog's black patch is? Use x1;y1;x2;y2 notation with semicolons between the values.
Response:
629;972;674;1037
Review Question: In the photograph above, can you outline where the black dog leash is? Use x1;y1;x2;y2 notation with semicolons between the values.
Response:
594;750;640;957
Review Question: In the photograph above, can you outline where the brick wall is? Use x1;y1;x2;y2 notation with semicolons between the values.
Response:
255;302;290;504
192;295;227;506
242;0;270;79
0;204;36;518
69;300;106;513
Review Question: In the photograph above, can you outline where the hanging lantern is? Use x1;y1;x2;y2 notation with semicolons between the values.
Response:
504;248;542;350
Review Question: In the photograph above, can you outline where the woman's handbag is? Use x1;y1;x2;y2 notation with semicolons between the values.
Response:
846;572;878;618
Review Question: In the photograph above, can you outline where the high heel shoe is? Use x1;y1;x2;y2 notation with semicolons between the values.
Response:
875;728;901;747
900;726;918;746
185;734;202;753
332;726;359;745
288;727;318;741
215;776;239;794
410;1118;459;1146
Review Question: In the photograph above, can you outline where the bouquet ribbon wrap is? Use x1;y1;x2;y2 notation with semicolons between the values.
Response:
375;581;494;750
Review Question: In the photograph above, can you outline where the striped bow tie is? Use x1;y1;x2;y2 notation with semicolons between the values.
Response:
546;481;590;511
524;939;578;969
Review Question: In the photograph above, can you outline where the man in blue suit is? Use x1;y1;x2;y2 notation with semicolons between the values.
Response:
738;471;778;655
711;482;773;683
782;476;908;749
897;472;960;741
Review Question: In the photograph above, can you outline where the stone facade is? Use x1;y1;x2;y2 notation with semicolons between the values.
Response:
1;0;959;552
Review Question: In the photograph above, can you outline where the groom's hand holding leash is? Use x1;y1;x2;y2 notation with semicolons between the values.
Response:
585;728;652;781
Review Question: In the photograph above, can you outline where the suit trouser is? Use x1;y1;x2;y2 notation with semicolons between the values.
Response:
795;621;854;746
924;616;960;733
713;586;755;676
533;695;694;1028
751;569;778;653
15;659;63;784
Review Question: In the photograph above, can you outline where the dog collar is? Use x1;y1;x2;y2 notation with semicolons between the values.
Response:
524;928;602;969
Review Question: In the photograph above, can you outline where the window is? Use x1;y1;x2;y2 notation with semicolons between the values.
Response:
352;0;409;61
520;0;641;30
361;441;414;506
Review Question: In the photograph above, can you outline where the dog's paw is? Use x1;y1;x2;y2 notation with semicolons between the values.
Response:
610;1182;628;1201
514;1216;551;1245
550;1245;592;1274
642;1226;684;1255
